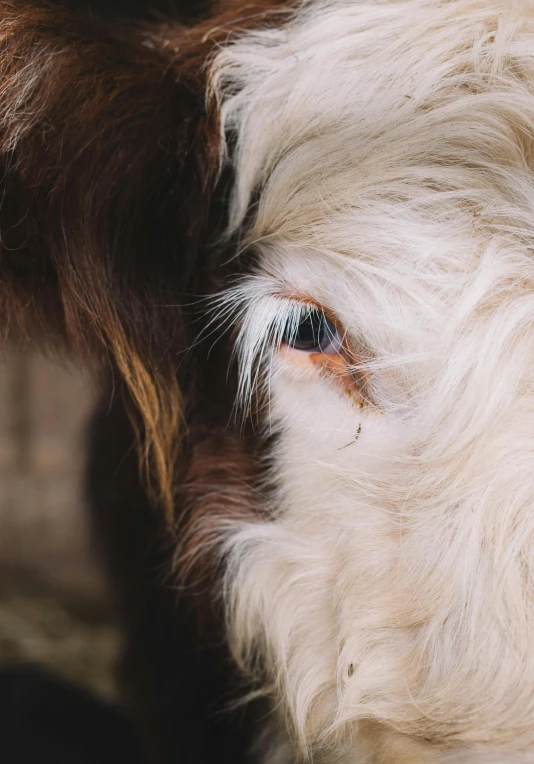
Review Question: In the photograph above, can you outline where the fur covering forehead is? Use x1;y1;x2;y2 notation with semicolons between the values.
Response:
213;0;534;428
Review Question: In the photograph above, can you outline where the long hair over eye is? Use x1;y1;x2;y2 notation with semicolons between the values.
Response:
209;276;334;413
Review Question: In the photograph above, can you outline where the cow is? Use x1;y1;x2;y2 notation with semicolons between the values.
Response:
4;1;534;762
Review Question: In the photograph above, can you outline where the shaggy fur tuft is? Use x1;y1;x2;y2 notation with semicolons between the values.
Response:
207;1;534;761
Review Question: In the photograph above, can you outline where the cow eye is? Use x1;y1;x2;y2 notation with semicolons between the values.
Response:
283;308;340;353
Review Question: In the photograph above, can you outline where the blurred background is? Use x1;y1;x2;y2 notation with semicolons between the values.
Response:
0;347;120;701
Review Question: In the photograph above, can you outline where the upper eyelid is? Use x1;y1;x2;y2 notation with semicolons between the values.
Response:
272;290;340;330
253;291;354;356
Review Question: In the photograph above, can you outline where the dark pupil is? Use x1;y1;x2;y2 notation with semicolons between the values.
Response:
288;309;330;351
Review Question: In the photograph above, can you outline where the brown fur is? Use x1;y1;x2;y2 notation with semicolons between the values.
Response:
176;406;270;611
0;0;290;514
0;0;214;511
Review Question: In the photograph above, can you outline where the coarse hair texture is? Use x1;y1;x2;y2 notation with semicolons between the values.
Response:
204;1;534;761
0;0;286;515
0;0;215;513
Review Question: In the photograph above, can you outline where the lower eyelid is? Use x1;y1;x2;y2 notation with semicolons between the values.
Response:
278;343;318;368
278;343;346;374
278;343;365;404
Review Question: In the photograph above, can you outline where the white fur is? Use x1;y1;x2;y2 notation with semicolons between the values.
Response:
210;1;534;761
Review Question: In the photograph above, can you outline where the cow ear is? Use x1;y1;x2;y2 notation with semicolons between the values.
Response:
0;1;222;516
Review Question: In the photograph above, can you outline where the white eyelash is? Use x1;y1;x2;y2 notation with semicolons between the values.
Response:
210;276;320;412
